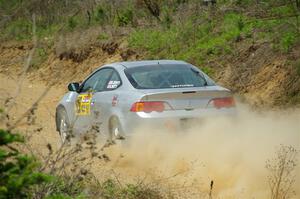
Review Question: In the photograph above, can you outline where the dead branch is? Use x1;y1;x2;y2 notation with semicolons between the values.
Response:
8;85;51;131
5;14;38;113
266;145;298;199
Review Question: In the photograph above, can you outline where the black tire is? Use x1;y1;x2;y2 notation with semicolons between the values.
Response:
56;108;71;144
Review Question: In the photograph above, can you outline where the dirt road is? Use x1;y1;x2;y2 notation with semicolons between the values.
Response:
0;73;64;150
0;73;299;199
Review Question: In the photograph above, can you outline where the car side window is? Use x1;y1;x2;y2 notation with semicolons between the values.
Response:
81;68;113;93
106;71;122;90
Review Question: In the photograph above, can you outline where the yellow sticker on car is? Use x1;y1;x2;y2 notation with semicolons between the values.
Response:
75;93;92;115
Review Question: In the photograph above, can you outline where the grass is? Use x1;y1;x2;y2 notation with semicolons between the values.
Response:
128;8;300;75
28;174;163;199
279;31;299;53
2;19;32;41
98;179;162;199
128;13;249;75
1;1;298;56
30;47;48;69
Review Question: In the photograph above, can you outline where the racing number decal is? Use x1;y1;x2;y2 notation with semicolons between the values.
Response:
75;93;92;115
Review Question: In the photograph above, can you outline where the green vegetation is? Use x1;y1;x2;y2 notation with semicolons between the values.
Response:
99;179;161;199
280;31;298;52
128;10;299;63
0;128;163;198
1;1;299;59
0;129;51;198
116;8;134;26
0;100;161;198
2;19;32;40
30;47;48;69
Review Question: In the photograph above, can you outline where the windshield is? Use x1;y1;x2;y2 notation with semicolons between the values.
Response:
124;64;214;89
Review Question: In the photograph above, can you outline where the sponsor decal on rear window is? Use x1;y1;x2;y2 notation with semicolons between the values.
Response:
171;84;194;88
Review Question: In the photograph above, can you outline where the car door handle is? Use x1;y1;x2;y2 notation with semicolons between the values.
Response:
91;99;96;105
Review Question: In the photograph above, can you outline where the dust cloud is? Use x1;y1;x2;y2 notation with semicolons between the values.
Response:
103;104;300;199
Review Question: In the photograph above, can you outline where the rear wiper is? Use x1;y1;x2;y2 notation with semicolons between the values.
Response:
190;68;208;86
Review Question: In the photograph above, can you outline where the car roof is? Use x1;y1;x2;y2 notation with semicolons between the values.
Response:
108;60;189;68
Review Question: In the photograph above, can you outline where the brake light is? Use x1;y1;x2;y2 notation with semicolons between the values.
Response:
211;97;235;109
130;101;167;113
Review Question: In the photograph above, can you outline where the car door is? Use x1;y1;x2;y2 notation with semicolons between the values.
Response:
91;69;122;136
72;68;114;134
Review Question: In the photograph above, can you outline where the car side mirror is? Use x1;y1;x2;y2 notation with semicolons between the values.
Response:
68;82;80;92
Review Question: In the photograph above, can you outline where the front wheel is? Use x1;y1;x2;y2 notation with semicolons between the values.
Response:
57;108;71;144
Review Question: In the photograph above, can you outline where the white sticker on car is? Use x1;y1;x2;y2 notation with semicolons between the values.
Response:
107;81;120;89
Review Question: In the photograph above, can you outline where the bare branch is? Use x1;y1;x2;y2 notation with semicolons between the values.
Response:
5;13;38;113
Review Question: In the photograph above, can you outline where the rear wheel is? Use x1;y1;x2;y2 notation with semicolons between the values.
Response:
57;108;70;144
108;117;124;145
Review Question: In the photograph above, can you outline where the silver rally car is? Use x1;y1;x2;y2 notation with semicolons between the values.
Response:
56;60;235;143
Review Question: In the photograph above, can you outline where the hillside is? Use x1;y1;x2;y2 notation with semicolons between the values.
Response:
0;1;300;199
0;0;299;107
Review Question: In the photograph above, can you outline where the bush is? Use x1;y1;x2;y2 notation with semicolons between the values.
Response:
2;19;32;40
266;145;298;199
128;13;246;75
95;6;108;25
116;9;134;26
0;129;51;198
100;179;162;199
33;175;86;198
280;32;298;52
67;17;78;30
30;47;48;69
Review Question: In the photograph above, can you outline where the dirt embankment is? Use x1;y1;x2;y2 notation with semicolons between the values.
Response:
1;36;299;108
216;42;300;107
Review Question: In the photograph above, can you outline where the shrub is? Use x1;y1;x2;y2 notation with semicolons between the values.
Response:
33;175;86;198
116;9;134;26
280;32;297;53
97;32;110;41
30;47;48;69
95;6;108;25
0;129;51;198
100;179;162;199
266;145;298;199
2;19;32;40
67;17;78;30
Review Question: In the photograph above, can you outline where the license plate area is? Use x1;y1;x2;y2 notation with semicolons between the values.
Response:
180;118;192;129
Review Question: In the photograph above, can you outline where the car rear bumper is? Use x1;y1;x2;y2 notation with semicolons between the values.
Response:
119;107;237;137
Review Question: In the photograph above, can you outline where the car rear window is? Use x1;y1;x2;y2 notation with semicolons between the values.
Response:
124;64;213;89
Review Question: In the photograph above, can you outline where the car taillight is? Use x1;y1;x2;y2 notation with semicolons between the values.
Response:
210;97;235;109
130;101;169;113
